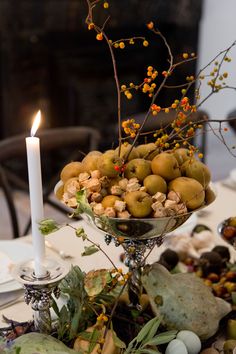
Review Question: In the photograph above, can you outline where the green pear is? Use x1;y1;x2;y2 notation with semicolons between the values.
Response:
173;148;192;165
60;161;84;182
151;152;181;181
81;150;102;173
223;339;236;354
101;195;121;209
227;319;236;340
168;177;205;210
124;191;152;218
97;150;123;178
124;158;152;182
143;174;167;195
181;159;211;187
114;143;139;161
135;143;159;160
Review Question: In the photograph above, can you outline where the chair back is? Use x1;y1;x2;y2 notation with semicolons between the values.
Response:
0;126;101;238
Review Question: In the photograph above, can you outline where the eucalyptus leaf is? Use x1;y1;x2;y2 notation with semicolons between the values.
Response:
143;331;177;346
38;219;60;235
82;245;99;256
76;227;87;240
139;349;161;354
136;317;162;343
142;316;162;344
88;328;101;353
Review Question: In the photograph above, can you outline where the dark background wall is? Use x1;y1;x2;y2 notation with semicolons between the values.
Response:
0;0;202;149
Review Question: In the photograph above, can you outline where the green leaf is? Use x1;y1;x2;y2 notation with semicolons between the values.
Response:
76;189;94;218
51;298;60;317
76;227;87;240
88;328;101;353
38;219;60;235
143;330;177;346
82;245;99;256
136;316;162;343
84;269;112;297
111;323;126;349
140;350;161;354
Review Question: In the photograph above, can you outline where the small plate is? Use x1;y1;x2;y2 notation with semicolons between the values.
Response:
0;241;34;293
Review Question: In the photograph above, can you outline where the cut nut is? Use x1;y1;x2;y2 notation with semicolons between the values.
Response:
104;207;116;218
93;203;105;216
91;170;101;179
114;200;126;212
110;185;123;195
167;191;181;203
117;210;131;219
90;192;103;203
152;192;166;203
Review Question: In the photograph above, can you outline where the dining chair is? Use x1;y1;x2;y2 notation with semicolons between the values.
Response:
0;126;101;239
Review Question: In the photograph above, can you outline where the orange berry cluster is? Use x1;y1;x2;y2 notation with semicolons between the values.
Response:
122;119;140;138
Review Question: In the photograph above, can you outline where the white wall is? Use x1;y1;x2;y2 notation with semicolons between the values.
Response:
197;0;236;119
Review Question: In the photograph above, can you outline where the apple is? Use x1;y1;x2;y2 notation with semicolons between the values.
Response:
143;174;167;195
168;176;205;210
97;150;123;178
181;159;211;187
124;191;152;217
114;143;139;161
135;143;159;160
124;158;152;182
81;150;102;173
151;152;181;181
60;161;84;182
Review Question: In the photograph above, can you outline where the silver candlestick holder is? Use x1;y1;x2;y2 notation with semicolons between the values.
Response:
12;257;69;334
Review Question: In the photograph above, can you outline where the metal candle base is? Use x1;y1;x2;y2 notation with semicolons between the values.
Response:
12;258;69;333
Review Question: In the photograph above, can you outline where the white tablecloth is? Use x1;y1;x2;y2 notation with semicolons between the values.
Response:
0;181;235;326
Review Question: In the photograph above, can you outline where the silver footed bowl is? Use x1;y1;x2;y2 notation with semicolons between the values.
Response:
55;181;216;241
82;190;216;241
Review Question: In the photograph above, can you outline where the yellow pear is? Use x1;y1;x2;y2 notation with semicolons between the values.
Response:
173;148;191;165
135;143;159;160
60;161;83;182
114;143;139;161
151;152;181;181
124;158;152;182
81;150;102;173
143;174;167;195
124;191;152;217
168;177;205;210
101;195;121;209
97;150;123;178
181;159;211;187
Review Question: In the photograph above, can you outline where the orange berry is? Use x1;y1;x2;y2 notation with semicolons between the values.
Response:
143;40;149;47
183;53;189;59
147;21;154;29
103;1;109;8
88;23;95;30
96;33;103;41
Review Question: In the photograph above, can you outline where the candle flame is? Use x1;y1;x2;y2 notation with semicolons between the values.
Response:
31;110;41;137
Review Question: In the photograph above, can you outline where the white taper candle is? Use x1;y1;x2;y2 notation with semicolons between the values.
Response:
26;110;46;277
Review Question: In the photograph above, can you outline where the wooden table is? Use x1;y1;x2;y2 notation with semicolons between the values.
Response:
0;181;235;327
